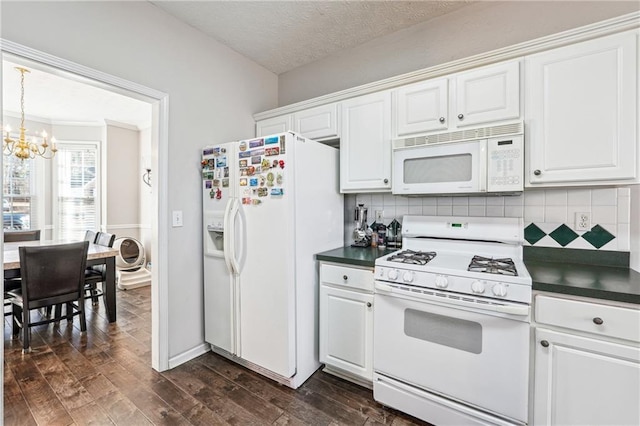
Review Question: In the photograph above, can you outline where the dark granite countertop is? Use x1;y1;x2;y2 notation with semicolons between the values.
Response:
316;246;395;268
524;247;640;305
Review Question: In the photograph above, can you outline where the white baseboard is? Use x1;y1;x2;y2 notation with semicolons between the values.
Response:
168;343;210;369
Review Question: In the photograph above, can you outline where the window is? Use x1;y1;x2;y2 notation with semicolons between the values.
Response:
3;155;35;230
54;142;100;241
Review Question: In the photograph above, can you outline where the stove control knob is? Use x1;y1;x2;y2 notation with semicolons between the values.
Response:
492;283;508;297
402;271;414;283
471;280;486;294
435;275;448;289
388;269;399;280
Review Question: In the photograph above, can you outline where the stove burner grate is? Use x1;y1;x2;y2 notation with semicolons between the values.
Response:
468;255;518;276
387;250;437;265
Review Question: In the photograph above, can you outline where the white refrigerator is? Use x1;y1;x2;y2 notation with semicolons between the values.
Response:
202;132;343;388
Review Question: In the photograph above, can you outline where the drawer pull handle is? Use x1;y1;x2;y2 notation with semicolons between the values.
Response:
367;302;372;308
343;275;348;281
540;340;549;348
593;317;604;325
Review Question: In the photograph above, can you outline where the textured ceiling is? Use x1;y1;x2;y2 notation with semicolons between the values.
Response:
150;0;475;75
2;1;475;127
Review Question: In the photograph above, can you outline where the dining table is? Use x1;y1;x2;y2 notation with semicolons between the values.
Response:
3;240;119;323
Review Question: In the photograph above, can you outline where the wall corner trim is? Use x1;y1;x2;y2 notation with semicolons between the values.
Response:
168;343;211;370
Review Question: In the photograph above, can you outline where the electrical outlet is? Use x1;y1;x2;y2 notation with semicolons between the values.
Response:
574;212;590;231
375;210;384;222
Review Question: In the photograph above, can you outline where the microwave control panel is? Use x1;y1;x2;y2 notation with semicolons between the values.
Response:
486;135;524;192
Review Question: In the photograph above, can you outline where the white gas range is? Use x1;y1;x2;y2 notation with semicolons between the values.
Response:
373;216;532;426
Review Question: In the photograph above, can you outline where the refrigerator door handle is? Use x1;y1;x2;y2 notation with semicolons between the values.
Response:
223;198;235;275
228;198;241;275
234;203;246;273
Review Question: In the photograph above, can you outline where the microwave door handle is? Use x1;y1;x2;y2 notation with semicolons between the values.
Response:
478;140;488;192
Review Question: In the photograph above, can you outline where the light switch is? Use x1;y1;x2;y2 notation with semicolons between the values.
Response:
172;210;183;227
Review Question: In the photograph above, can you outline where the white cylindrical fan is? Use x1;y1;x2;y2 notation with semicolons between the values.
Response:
114;237;151;290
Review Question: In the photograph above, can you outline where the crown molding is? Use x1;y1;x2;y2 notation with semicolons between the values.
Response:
254;11;640;121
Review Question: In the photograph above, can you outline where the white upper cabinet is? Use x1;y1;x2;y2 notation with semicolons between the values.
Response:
294;103;340;141
257;103;340;141
394;78;448;136
256;115;292;137
525;30;638;186
394;60;520;138
454;60;520;127
340;91;392;193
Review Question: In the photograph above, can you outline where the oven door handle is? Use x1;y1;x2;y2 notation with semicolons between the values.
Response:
374;281;530;317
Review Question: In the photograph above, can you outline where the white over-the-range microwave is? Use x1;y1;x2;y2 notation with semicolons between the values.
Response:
392;122;524;196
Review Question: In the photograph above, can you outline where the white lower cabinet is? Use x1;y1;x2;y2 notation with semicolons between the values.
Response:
319;263;374;385
533;295;640;426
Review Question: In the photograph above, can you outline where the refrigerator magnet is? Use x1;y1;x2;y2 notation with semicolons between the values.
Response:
258;187;268;197
261;158;271;169
265;147;279;156
205;180;212;189
222;178;229;187
240;178;248;186
249;178;258;187
216;157;227;167
213;179;220;187
239;159;248;168
224;167;229;177
279;135;286;154
239;141;247;151
249;138;264;148
264;136;278;145
239;151;251;158
251;155;262;165
271;188;284;196
277;174;283;185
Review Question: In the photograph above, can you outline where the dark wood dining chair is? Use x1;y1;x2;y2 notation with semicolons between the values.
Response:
3;229;42;317
8;241;89;353
85;231;116;305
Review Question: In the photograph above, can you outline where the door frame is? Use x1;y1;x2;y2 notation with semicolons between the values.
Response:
0;39;171;373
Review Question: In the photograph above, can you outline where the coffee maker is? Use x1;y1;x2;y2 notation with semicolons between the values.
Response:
351;204;371;247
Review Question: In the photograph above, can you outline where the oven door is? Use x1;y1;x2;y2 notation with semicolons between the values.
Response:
392;139;487;195
373;282;530;423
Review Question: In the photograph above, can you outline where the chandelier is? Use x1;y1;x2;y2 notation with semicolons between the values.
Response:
3;67;57;160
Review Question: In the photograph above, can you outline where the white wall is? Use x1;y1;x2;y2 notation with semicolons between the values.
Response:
139;126;153;263
278;1;640;105
105;123;140;240
1;1;278;361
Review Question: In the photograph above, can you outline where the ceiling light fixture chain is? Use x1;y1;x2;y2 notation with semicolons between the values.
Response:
3;67;58;161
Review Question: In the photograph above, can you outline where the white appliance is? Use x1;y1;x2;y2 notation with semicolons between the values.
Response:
392;122;524;195
202;132;343;389
373;216;532;425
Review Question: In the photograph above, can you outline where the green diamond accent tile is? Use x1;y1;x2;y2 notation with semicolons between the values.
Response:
582;224;615;249
549;224;579;247
524;223;547;245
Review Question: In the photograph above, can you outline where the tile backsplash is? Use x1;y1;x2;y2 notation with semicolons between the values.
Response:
345;187;631;251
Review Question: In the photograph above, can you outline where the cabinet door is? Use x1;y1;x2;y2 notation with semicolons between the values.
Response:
525;31;638;185
294;103;339;141
394;78;448;137
256;115;292;137
340;91;392;192
320;284;373;381
454;60;520;128
533;328;640;426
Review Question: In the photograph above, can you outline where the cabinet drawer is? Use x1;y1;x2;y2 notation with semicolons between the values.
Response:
320;263;374;292
535;295;640;342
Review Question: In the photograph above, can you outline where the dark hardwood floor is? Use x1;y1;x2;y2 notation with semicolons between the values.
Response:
4;286;428;425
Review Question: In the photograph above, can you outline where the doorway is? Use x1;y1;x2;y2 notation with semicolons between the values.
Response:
1;41;170;375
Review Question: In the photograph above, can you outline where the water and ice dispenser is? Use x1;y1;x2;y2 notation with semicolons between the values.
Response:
204;212;225;256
